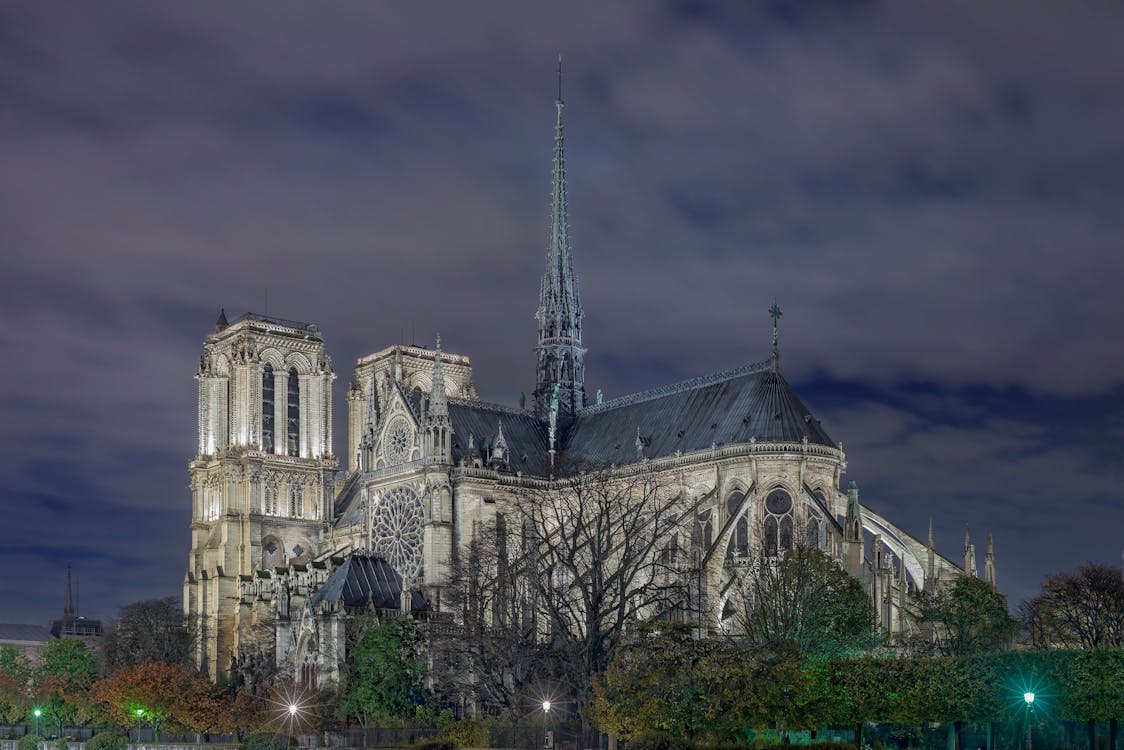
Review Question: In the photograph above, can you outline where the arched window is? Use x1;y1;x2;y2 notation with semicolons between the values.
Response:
764;516;779;556
287;368;300;456
779;516;793;552
290;484;303;518
726;491;744;521
763;489;793;556
262;364;274;452
264;485;276;515
807;517;821;549
725;491;748;558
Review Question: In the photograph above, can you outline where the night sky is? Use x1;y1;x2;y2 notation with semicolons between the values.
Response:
2;2;1122;627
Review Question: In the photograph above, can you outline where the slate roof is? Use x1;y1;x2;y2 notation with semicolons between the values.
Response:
449;399;551;476
309;553;427;612
0;623;52;643
559;365;833;474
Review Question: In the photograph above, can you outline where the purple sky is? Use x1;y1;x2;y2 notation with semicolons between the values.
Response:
2;1;1122;626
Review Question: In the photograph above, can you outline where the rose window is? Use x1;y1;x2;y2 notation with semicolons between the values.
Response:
385;418;413;465
370;486;424;579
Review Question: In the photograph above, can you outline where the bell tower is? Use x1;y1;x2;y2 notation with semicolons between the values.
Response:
184;311;338;679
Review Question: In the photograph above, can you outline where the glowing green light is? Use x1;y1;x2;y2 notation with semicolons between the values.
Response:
33;709;41;717
1024;692;1035;705
136;708;145;717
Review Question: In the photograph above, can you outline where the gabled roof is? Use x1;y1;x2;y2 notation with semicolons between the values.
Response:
448;399;551;476
309;553;427;612
0;623;52;643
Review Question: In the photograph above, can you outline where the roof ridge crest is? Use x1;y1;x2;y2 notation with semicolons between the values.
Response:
448;396;533;417
579;357;775;414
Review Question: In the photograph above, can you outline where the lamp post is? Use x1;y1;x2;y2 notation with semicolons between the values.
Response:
542;701;551;750
1023;692;1035;750
136;708;145;744
33;708;41;738
288;703;299;748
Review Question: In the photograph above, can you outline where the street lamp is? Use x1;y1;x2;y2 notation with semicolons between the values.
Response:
33;708;41;738
136;708;145;744
542;701;551;750
1023;692;1035;750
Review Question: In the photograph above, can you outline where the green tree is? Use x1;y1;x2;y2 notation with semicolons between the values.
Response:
913;575;1018;656
0;645;33;724
102;598;194;669
341;617;426;726
34;639;98;736
730;545;882;659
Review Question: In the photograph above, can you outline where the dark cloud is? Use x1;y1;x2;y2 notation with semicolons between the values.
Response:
1;1;1122;624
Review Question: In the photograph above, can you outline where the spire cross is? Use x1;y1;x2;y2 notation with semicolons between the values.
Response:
557;54;563;103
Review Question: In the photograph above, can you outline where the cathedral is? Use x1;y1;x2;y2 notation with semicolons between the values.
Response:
183;82;993;684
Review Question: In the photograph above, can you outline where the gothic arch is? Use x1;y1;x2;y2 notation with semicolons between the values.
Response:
258;348;286;370
261;535;286;569
284;351;314;374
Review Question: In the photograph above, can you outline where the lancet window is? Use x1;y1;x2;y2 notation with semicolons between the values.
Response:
262;364;274;452
287;368;300;456
763;489;794;556
725;490;749;558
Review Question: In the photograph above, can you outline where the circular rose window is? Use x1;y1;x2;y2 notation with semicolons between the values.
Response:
384;417;413;465
765;489;792;515
370;486;424;579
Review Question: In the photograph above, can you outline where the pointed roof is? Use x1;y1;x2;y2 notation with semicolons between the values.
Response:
309;553;427;612
537;57;581;325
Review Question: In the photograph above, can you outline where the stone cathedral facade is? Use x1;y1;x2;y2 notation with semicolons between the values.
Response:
184;87;994;683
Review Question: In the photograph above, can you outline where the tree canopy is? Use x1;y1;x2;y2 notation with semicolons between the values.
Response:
913;575;1018;656
102;597;194;669
341;617;426;726
1021;563;1124;649
729;545;881;659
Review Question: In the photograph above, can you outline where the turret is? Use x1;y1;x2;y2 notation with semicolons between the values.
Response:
843;481;864;578
983;533;996;588
964;525;977;578
426;335;452;465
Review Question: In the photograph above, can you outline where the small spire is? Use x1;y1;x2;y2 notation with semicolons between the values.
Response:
769;300;783;371
215;308;229;332
429;334;447;417
928;517;934;548
557;54;563;103
64;564;74;619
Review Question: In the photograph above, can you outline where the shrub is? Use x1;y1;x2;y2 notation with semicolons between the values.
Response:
242;732;291;750
627;731;695;750
54;739;67;750
87;733;129;750
435;720;490;748
415;741;457;750
19;734;41;750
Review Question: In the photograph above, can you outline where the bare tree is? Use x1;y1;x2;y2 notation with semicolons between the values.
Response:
432;521;549;716
1020;563;1124;648
511;466;699;726
103;597;195;669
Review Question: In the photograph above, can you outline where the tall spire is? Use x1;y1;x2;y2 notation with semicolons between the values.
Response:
535;55;586;420
64;564;74;619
